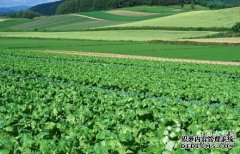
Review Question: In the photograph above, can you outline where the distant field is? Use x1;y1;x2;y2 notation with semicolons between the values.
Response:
123;4;208;13
117;7;240;28
6;15;126;31
80;5;206;22
80;11;162;21
184;37;240;44
0;30;218;41
0;18;30;31
0;37;239;62
107;10;156;16
0;5;210;31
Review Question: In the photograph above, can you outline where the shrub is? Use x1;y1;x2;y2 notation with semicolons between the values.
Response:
232;22;240;33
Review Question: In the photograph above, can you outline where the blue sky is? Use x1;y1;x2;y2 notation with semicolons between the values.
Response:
0;0;58;7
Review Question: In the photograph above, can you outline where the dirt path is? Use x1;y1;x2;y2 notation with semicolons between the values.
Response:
42;50;240;66
0;19;6;22
70;14;107;21
183;37;240;44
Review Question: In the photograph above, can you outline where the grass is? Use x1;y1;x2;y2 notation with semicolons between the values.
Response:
80;5;208;22
0;5;210;31
123;4;208;13
0;18;31;31
0;37;239;62
9;15;128;31
116;7;240;28
81;11;164;21
0;30;219;41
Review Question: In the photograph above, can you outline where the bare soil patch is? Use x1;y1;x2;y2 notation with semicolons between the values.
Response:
41;50;240;66
108;10;157;16
70;14;107;21
0;19;6;22
184;37;240;44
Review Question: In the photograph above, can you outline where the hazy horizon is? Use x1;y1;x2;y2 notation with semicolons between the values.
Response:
0;0;59;7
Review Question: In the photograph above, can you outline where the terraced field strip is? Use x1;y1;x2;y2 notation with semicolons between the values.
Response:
183;37;240;44
0;30;219;41
116;7;240;28
70;14;107;21
107;10;157;16
42;50;240;66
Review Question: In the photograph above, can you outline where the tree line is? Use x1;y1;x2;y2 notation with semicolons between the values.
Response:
8;10;41;19
5;0;240;18
56;0;192;14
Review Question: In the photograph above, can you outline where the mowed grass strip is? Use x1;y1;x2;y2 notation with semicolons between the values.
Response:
0;30;219;41
117;7;240;28
0;37;239;62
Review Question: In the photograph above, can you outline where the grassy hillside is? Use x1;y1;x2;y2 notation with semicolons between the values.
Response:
80;11;161;21
0;30;218;41
0;18;30;31
0;5;212;31
116;7;240;28
0;5;209;31
123;4;208;13
81;5;207;21
3;15;127;31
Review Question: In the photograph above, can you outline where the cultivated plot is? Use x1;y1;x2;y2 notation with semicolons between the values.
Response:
116;7;240;28
0;50;239;153
0;30;219;41
0;37;239;62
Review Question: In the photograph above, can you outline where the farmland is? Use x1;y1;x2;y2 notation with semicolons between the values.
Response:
0;50;240;153
0;30;219;41
0;2;240;153
123;4;208;13
0;5;208;31
0;15;127;31
0;37;240;62
116;7;240;28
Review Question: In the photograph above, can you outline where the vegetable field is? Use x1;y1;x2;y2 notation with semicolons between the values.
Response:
0;50;239;153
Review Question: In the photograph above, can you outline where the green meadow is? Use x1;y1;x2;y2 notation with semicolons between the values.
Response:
0;30;219;41
123;4;208;13
0;37;239;62
116;7;240;28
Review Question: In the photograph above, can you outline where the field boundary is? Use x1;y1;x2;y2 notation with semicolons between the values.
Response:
41;50;240;66
70;14;107;21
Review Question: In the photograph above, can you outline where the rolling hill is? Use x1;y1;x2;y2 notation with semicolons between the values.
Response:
1;5;208;31
8;14;127;31
115;7;240;28
30;1;63;15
